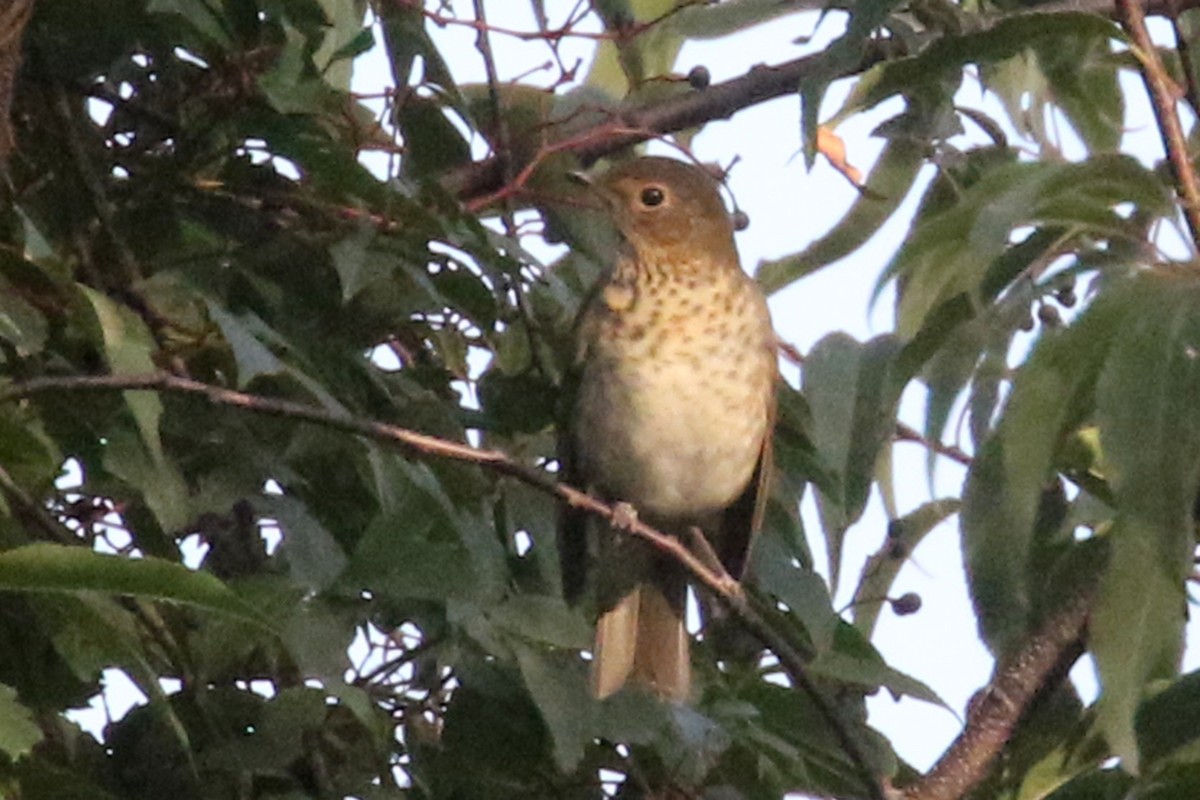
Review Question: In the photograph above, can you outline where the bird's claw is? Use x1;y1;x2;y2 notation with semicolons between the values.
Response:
611;501;639;530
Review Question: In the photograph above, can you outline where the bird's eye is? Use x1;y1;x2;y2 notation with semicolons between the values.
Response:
639;186;666;207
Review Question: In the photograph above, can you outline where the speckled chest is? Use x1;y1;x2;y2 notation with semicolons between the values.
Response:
572;261;775;522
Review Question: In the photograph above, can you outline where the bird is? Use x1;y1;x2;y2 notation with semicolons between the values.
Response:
559;155;777;702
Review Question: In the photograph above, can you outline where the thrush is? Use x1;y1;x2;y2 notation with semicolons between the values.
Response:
560;156;777;701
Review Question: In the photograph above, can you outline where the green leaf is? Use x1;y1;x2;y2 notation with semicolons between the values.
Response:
798;0;907;164
395;95;473;180
0;289;48;356
1033;27;1124;153
756;134;924;294
264;494;347;592
585;0;683;94
851;499;959;639
808;623;946;707
205;302;286;384
751;530;838;653
313;0;369;89
490;595;591;650
204;687;327;773
1091;271;1200;772
102;424;189;535
513;643;592;772
802;333;903;588
1092;518;1187;774
961;280;1126;653
259;26;337;115
1137;670;1200;771
832;13;1120;121
663;0;820;39
375;0;459;97
0;682;43;758
0;409;62;491
1042;768;1134;800
339;510;478;603
0;543;273;630
883;155;1169;339
78;286;166;464
147;0;233;48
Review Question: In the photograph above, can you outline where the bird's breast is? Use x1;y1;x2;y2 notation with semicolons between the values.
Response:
573;272;775;523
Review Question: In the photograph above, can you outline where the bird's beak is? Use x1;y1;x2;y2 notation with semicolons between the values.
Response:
567;169;618;212
566;170;592;187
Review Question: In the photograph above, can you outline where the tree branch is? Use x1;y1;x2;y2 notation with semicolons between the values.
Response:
901;587;1095;800
0;371;887;800
443;0;1200;208
442;46;886;204
1118;0;1200;255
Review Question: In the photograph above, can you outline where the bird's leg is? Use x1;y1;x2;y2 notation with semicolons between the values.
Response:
684;525;742;597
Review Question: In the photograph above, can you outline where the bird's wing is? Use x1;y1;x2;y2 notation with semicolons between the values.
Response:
557;291;603;605
718;373;778;579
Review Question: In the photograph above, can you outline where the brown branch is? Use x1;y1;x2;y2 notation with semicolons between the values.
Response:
1118;0;1200;254
443;47;886;204
0;371;887;800
443;0;1200;207
901;587;1095;800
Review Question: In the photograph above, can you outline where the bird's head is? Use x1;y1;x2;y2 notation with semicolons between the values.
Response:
578;156;739;266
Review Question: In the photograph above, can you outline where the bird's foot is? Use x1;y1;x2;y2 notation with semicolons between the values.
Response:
611;501;639;530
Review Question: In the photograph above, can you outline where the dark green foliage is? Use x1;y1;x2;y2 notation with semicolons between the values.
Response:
1;1;1199;799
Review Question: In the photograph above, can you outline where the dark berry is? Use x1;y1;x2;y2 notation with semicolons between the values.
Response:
891;592;922;616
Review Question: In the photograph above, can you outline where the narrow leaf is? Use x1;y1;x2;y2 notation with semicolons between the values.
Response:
0;543;273;630
1091;271;1200;771
803;333;903;588
757;135;924;294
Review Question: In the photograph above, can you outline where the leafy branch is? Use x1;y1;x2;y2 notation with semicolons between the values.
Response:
0;371;887;800
0;370;1101;799
443;0;1200;208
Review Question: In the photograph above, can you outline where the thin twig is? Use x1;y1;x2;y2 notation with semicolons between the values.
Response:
894;422;972;467
0;370;886;800
1118;0;1200;254
0;464;76;545
471;0;517;235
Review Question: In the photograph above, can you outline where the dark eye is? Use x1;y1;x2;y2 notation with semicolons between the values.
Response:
639;186;665;207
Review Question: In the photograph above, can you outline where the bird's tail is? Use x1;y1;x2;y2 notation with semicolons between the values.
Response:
592;582;690;701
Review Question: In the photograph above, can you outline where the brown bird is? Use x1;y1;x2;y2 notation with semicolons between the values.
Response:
560;156;777;701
